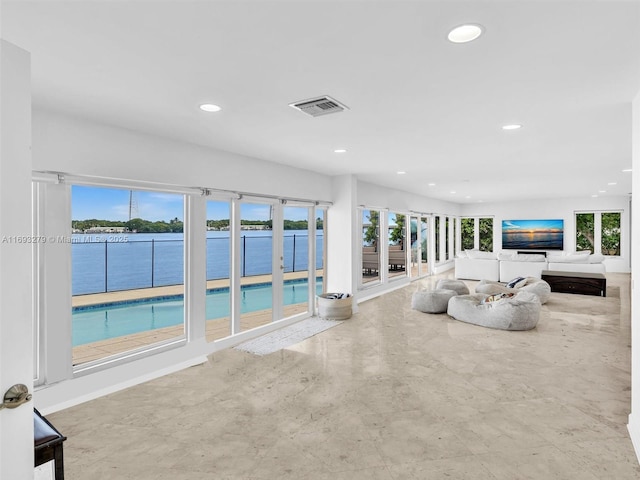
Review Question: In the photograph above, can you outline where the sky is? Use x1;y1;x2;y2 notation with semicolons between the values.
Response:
502;219;564;232
72;186;311;221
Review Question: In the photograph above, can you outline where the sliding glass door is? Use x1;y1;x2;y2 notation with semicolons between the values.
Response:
361;209;381;286
205;199;231;342
239;202;273;332
282;206;312;319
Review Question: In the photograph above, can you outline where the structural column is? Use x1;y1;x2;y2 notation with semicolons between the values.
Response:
0;40;34;479
326;175;358;311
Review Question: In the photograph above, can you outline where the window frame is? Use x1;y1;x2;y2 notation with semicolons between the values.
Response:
575;210;622;257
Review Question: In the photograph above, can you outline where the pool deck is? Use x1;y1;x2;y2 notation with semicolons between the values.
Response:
72;270;321;364
72;270;320;307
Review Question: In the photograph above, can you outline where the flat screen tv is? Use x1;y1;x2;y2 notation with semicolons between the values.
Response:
502;219;564;251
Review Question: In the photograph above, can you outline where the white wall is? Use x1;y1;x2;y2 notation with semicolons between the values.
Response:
461;196;631;273
357;180;460;217
33;109;332;201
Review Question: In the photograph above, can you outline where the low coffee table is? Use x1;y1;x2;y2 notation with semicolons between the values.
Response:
541;270;606;297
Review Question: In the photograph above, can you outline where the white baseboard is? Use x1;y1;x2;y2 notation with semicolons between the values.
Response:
627;414;640;463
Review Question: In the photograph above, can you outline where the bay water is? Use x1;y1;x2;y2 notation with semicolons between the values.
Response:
72;230;323;295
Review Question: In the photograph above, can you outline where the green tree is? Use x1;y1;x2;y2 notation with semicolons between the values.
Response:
601;212;620;255
126;218;147;233
169;217;184;233
479;217;493;252
461;218;474;250
207;219;230;230
576;213;594;252
283;219;308;230
364;210;379;251
389;214;405;247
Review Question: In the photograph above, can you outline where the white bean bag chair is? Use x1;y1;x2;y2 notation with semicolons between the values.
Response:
411;289;458;314
475;277;551;304
436;279;469;296
447;290;541;331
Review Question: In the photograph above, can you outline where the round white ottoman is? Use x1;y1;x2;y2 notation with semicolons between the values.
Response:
476;278;551;304
447;290;541;331
411;289;458;314
436;279;470;296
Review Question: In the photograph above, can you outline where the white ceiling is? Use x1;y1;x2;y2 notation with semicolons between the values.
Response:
3;0;639;204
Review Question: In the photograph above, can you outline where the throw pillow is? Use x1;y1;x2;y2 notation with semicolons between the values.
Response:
550;254;589;264
512;254;546;262
506;276;526;288
466;250;497;260
481;292;515;304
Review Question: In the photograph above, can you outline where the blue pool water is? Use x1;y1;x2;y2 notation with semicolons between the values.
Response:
72;279;323;347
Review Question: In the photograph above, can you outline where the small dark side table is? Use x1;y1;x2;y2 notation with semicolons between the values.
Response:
34;408;66;480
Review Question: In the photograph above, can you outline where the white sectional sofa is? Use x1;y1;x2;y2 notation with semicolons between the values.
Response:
455;250;606;282
498;253;548;282
454;250;500;281
546;252;606;274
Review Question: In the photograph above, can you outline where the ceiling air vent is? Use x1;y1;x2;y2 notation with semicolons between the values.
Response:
289;96;348;117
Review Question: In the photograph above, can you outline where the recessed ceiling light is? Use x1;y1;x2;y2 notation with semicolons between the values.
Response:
450;191;456;194
428;183;436;186
397;171;406;175
502;124;522;130
448;24;484;43
623;168;632;172
200;103;221;112
599;190;606;193
608;182;617;185
465;196;471;199
592;194;599;198
334;149;347;153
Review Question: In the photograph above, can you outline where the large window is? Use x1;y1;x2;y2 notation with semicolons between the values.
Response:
36;178;329;387
435;216;441;262
282;206;313;318
410;216;419;277
461;218;474;250
479;217;493;252
461;217;493;252
205;200;231;342
361;209;380;285
71;186;185;365
601;212;621;256
452;218;457;258
315;208;326;296
576;211;621;256
445;217;450;260
420;216;429;275
239;202;273;331
576;213;595;252
388;212;407;279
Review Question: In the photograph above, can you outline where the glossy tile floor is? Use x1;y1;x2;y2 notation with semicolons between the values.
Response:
48;272;640;479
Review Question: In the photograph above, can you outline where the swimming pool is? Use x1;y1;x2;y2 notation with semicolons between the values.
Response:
72;279;323;346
